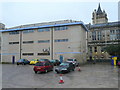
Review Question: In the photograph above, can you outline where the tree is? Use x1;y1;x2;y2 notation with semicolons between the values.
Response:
105;44;120;59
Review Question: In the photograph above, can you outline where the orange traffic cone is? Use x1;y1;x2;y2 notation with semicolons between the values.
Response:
78;67;81;71
59;74;64;84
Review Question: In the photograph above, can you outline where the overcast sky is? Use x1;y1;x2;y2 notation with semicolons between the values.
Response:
0;0;119;28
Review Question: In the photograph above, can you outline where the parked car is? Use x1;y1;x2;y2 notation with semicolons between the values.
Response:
55;62;75;74
66;58;79;67
17;59;30;65
33;62;53;74
50;59;61;66
30;59;39;65
117;61;120;66
38;59;50;63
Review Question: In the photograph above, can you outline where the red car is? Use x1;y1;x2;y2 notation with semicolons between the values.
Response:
117;61;120;66
33;62;53;74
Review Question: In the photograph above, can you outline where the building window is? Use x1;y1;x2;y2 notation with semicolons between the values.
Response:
116;29;120;40
38;28;50;32
110;30;117;40
9;31;19;35
94;47;97;52
23;41;34;44
38;53;50;55
101;47;105;53
92;31;96;40
97;31;102;40
9;42;19;44
89;47;92;53
54;39;68;42
22;53;34;56
23;30;34;33
116;34;120;40
38;40;50;43
55;26;68;31
116;29;120;34
110;30;115;34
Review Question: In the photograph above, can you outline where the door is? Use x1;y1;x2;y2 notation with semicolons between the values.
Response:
12;56;15;64
59;55;63;63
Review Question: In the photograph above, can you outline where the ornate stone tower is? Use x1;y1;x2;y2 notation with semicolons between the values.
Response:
92;3;108;24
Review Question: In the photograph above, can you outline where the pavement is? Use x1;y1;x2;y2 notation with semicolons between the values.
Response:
1;63;119;88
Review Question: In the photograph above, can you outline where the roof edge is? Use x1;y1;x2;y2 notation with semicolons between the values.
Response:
1;21;88;32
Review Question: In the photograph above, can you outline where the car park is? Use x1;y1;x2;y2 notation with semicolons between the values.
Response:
49;59;61;66
30;59;39;65
17;59;30;65
66;58;79;67
33;62;53;74
55;62;75;74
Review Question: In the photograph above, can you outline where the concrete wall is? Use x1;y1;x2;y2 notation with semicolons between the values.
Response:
1;24;87;63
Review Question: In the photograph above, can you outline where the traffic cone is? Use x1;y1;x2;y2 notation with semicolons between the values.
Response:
78;67;81;71
59;74;64;84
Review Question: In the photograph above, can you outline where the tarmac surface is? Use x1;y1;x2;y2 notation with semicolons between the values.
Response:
1;63;119;88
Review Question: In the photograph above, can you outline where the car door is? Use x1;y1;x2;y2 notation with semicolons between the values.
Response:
45;62;50;71
48;62;53;70
69;63;74;70
24;59;28;64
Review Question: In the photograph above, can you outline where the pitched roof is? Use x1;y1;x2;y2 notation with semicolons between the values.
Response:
97;3;103;15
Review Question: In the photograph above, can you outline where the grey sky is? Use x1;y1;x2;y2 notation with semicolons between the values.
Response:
0;1;118;28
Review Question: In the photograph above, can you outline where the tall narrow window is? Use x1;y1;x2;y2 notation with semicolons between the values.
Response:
89;47;92;53
97;31;102;40
94;47;97;52
92;31;96;40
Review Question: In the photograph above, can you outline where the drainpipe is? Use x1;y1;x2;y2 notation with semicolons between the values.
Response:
20;31;22;59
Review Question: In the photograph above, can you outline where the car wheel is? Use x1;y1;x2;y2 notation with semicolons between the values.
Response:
17;63;19;65
51;68;53;71
68;70;70;72
72;69;74;71
55;70;59;74
34;71;37;74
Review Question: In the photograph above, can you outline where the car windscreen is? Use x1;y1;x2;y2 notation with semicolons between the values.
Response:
60;63;69;66
31;59;37;61
50;60;55;62
35;63;44;66
39;59;47;61
18;59;24;61
67;59;73;61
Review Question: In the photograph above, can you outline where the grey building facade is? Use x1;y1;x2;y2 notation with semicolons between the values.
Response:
87;4;120;59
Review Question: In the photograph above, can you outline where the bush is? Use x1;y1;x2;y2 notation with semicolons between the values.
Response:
105;44;120;58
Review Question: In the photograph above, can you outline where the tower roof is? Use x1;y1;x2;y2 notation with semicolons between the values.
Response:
97;3;103;15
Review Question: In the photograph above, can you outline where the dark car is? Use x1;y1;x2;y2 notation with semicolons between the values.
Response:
55;62;75;74
38;59;50;62
33;62;53;74
50;59;61;66
17;59;30;65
